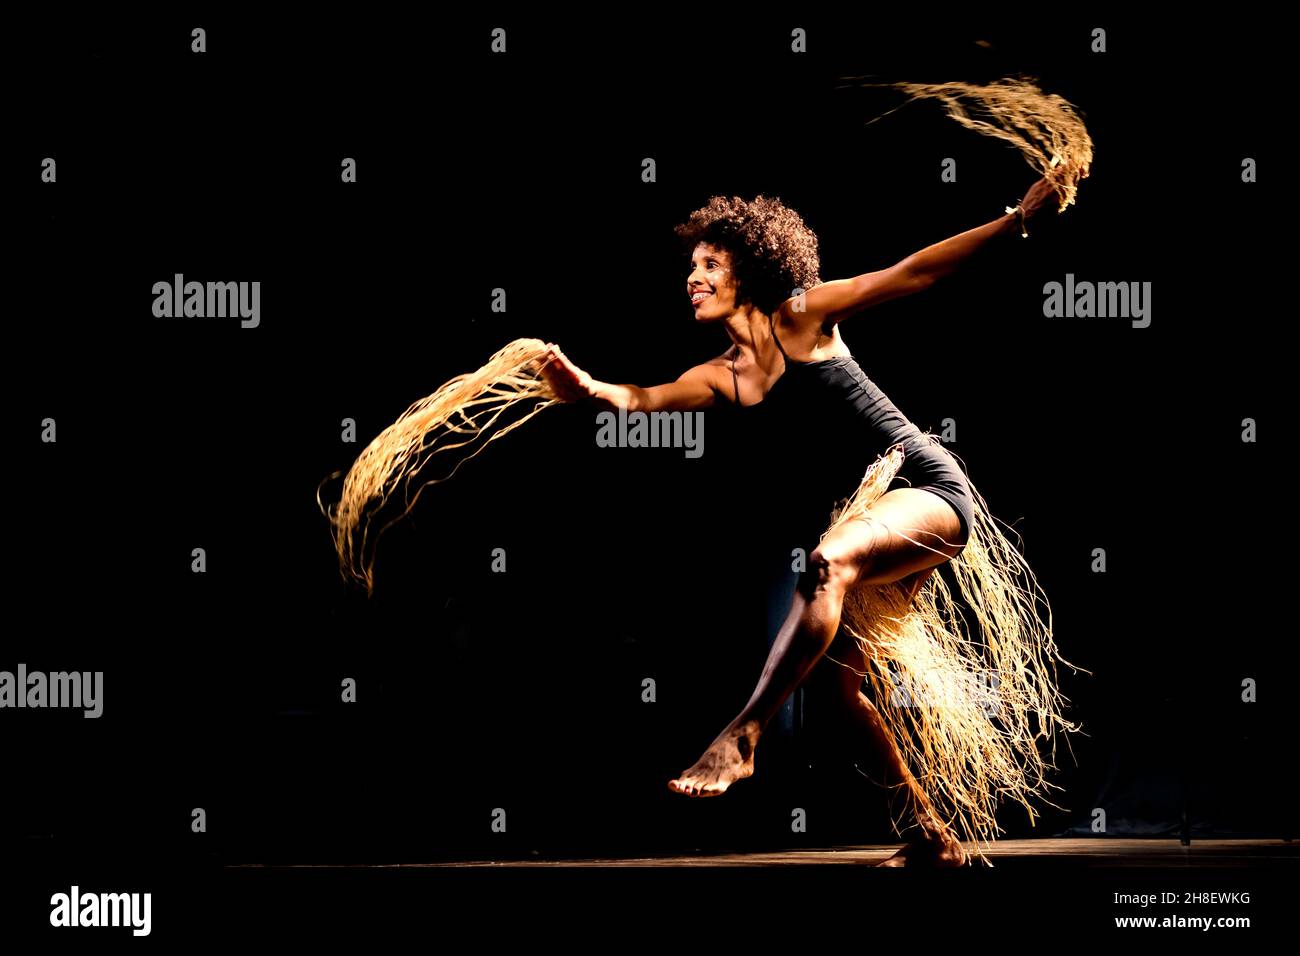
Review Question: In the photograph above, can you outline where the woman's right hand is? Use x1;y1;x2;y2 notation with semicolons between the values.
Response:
539;343;599;402
1017;175;1064;221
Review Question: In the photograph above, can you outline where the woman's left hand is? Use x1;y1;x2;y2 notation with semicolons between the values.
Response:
539;343;599;402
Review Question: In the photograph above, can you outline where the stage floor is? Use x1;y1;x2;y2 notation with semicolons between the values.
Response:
249;839;1298;868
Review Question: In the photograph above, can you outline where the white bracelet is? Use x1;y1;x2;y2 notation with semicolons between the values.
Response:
1004;204;1028;239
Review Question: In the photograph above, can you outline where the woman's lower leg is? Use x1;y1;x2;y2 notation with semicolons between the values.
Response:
666;556;856;796
668;495;961;799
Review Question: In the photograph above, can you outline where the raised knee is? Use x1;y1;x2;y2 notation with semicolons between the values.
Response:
803;543;866;597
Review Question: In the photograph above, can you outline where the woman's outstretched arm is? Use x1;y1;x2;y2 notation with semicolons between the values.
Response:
539;343;722;412
794;176;1066;326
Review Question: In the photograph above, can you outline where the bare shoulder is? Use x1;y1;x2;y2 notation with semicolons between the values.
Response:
772;300;851;360
702;345;738;369
774;296;834;338
676;349;736;399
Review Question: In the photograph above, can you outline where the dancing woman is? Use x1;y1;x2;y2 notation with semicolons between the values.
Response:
538;180;1078;866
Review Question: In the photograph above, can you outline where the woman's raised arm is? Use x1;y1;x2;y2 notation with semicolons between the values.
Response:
790;176;1066;327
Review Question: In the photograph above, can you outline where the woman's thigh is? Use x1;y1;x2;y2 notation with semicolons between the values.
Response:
809;487;964;702
813;486;967;592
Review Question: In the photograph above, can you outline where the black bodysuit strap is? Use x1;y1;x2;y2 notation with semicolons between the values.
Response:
732;315;794;404
768;313;792;362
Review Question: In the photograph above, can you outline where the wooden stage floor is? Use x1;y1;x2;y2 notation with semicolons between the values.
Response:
253;839;1297;869
214;840;1298;937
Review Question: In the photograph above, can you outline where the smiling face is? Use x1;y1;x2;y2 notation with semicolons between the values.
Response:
686;243;740;321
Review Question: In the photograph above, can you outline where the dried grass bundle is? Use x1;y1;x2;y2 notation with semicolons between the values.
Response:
857;74;1093;209
317;338;558;595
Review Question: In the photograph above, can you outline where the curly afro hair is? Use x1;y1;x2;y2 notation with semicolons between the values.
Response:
674;194;822;316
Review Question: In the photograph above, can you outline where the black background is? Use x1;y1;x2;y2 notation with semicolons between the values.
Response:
5;10;1291;942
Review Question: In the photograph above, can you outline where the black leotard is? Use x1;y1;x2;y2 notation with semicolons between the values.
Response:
728;319;975;549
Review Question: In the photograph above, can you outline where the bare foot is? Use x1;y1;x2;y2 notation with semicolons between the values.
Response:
668;721;761;797
876;817;969;867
